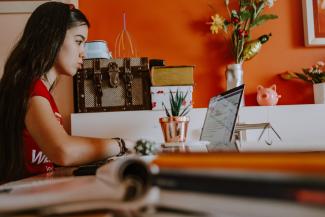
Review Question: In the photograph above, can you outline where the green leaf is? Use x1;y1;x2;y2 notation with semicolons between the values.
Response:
308;73;323;83
251;14;278;27
240;0;250;7
321;74;325;82
162;102;170;117
240;10;251;21
165;89;191;117
302;68;310;74
280;72;297;80
169;90;177;115
179;105;191;116
294;73;311;83
175;90;183;116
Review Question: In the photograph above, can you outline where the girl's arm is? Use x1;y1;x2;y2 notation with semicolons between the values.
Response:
25;96;132;166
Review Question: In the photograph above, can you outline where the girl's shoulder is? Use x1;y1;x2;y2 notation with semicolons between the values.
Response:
30;80;50;98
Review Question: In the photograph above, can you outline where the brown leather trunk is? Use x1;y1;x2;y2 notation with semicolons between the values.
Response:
74;57;151;113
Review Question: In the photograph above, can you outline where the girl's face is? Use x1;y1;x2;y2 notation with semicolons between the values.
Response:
54;24;88;77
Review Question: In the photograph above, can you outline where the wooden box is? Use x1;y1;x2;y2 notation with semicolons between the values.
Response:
74;57;151;113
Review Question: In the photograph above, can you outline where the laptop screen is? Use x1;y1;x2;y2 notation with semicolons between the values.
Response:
200;85;244;151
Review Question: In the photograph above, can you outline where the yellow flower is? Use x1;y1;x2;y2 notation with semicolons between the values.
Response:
208;14;225;34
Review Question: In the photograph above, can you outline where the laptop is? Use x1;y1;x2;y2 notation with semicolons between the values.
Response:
200;84;244;151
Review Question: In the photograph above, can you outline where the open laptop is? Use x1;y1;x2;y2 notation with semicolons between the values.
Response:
200;84;244;151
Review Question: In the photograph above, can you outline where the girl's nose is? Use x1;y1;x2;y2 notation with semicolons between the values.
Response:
80;46;86;59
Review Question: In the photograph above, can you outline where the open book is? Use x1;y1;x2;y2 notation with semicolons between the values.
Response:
0;157;158;215
2;152;325;216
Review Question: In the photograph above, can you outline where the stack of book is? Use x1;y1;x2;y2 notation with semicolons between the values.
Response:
150;65;194;111
151;152;325;217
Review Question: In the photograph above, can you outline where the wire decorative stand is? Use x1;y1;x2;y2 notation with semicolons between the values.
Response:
114;12;137;58
234;122;282;147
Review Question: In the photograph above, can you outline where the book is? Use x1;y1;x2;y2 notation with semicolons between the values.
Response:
150;65;194;86
152;152;325;201
152;152;325;173
0;157;158;215
153;167;325;205
159;189;325;217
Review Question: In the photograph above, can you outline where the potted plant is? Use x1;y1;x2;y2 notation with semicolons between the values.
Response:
280;61;325;104
159;89;191;144
207;0;278;103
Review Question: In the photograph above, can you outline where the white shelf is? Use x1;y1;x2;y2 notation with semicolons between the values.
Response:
71;104;325;152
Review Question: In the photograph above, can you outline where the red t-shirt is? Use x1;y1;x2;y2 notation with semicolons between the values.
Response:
23;80;63;177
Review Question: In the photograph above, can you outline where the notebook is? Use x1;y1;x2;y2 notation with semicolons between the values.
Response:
200;85;244;151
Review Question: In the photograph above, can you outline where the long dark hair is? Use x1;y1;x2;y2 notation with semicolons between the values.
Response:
0;2;89;182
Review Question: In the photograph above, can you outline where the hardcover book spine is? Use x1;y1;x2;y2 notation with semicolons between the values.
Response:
150;66;194;86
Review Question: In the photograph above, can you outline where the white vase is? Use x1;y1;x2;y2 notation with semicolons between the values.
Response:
313;83;325;104
225;63;245;106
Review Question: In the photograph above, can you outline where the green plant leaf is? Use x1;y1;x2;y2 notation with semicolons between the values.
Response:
162;102;170;117
240;10;251;21
174;90;182;116
179;105;191;116
294;73;311;83
251;14;278;27
240;0;251;7
166;89;191;117
169;90;177;116
308;72;323;83
279;72;297;80
302;68;309;74
321;74;325;82
182;91;189;102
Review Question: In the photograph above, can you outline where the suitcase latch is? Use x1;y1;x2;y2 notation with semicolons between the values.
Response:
124;59;133;105
108;62;120;88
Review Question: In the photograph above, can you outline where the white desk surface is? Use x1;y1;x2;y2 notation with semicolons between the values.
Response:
71;105;325;152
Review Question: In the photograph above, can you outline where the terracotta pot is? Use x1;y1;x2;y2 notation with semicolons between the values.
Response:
159;116;190;143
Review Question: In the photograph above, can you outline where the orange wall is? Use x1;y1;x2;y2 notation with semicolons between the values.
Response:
80;0;325;107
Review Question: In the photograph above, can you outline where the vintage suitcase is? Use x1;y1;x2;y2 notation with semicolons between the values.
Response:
74;57;151;113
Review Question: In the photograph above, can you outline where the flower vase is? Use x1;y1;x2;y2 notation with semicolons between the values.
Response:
225;63;245;106
313;83;325;104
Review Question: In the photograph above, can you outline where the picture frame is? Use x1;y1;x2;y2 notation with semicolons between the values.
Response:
302;0;325;46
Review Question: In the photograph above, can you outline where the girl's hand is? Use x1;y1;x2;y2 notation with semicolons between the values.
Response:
124;139;137;154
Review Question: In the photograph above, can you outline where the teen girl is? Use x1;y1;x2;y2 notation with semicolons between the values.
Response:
0;2;133;183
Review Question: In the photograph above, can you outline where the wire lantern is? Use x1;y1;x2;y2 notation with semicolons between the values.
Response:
114;12;137;58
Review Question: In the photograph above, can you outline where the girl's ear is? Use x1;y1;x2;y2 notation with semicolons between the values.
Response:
270;84;276;91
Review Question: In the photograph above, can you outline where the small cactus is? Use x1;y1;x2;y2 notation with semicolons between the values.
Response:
134;139;156;155
162;89;191;117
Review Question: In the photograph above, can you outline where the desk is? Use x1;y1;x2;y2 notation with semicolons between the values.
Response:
72;105;325;151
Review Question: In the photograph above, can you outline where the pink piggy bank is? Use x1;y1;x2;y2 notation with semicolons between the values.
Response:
257;84;281;106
